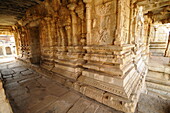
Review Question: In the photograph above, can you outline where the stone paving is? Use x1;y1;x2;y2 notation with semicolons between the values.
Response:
0;61;170;113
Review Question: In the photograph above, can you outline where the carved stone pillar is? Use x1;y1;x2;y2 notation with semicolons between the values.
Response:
53;14;58;46
51;18;56;46
65;26;72;46
45;16;53;46
75;0;86;46
83;0;92;45
114;0;123;46
40;20;45;47
68;3;78;46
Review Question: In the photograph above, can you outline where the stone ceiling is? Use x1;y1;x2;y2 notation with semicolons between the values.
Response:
0;0;169;32
136;0;170;23
0;0;44;32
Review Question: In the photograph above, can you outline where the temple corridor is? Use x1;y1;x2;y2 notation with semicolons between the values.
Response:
0;0;170;113
0;59;170;113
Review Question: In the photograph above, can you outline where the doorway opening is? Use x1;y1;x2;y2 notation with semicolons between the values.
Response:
0;34;16;63
149;23;170;57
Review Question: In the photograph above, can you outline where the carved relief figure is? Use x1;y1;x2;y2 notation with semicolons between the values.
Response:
92;1;114;45
75;0;86;45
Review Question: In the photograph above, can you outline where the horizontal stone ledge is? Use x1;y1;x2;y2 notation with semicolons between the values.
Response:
148;66;170;74
54;59;85;66
146;76;170;86
52;67;80;80
146;82;170;93
85;44;134;50
78;72;141;99
147;88;170;100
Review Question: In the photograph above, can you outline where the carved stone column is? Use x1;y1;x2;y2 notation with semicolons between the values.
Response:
45;16;53;46
75;0;86;46
51;18;56;46
114;0;123;46
65;26;72;46
53;14;58;46
83;0;92;45
68;3;78;46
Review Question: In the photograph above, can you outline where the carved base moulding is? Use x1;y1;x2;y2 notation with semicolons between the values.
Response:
52;66;81;80
54;59;85;67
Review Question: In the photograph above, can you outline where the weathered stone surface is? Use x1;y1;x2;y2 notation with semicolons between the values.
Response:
137;93;170;113
80;85;104;103
2;0;170;112
11;0;150;112
12;67;28;73
67;98;92;113
28;95;58;113
1;69;14;76
37;92;81;113
21;70;33;75
83;103;100;113
0;61;170;113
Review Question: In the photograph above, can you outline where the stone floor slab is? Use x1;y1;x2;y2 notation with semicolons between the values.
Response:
20;70;33;75
0;60;170;113
67;97;92;113
1;69;14;76
12;67;28;73
37;92;81;113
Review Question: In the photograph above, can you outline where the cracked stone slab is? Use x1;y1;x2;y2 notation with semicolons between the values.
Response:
3;75;13;79
46;84;69;97
1;69;14;76
17;74;40;84
21;70;33;75
67;98;92;113
37;92;81;113
9;87;28;98
5;74;38;86
7;63;21;69
28;95;59;113
0;65;8;70
12;67;28;73
84;103;100;113
4;81;20;90
95;106;117;113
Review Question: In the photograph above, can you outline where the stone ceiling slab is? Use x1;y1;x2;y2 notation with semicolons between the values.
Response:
136;0;170;23
0;0;44;31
